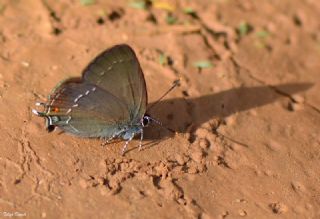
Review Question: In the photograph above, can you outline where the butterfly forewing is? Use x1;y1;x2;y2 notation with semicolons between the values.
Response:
82;45;147;123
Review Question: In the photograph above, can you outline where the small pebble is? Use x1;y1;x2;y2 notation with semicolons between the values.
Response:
239;209;247;217
266;140;283;152
199;138;210;149
121;33;128;41
269;202;288;214
292;94;305;103
288;102;304;111
175;154;185;165
286;35;297;45
224;116;236;126
267;22;276;33
291;181;306;193
201;213;212;219
235;198;247;203
21;61;30;67
100;187;111;196
230;143;241;151
249;109;257;116
191;150;204;163
51;65;58;70
293;11;306;26
177;198;187;205
195;127;209;138
197;164;206;173
305;203;313;210
187;165;198;174
263;169;273;176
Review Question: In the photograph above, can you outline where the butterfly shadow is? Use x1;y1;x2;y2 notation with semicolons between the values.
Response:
142;82;313;140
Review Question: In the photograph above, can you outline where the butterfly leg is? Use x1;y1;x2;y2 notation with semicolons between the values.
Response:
101;135;116;146
138;128;143;151
121;134;134;156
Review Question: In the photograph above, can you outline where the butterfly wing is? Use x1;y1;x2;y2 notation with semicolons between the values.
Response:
44;79;130;137
82;44;147;124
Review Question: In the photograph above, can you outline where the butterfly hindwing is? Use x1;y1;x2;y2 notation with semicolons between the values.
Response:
45;79;129;137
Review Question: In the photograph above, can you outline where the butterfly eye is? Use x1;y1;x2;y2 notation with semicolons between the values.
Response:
142;116;150;126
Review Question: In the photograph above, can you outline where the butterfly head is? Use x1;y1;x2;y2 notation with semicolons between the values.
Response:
142;114;152;127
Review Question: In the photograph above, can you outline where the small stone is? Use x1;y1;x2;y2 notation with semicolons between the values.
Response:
292;94;305;103
100;186;111;196
187;165;198;174
224;116;236;126
239;209;247;216
177;198;187;205
115;158;123;163
235;198;247;203
197;163;206;173
263;169;273;176
266;140;283;152
96;177;105;185
21;61;30;67
195;127;209;138
120;162;129;169
249;109;257;116
201;213;212;219
230;143;241;151
291;181;306;193
293;11;306;26
175;154;185;165
266;22;276;33
219;211;229;219
305;203;312;210
287;35;298;45
191;150;204;163
269;202;288;214
199;138;210;149
288;102;304;111
51;65;58;70
121;33;128;41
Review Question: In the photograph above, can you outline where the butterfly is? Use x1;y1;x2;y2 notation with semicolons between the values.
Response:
32;44;177;154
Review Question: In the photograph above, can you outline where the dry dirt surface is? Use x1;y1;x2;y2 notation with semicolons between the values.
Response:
1;0;320;218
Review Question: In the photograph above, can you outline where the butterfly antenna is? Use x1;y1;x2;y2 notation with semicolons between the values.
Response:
147;79;180;112
147;116;176;134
